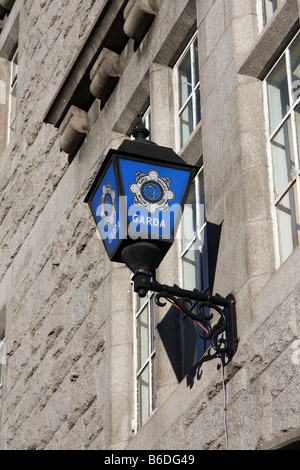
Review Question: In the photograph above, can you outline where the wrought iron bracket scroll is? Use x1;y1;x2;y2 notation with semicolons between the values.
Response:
132;270;238;359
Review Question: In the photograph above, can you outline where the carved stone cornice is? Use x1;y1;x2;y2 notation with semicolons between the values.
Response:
58;106;88;156
90;48;121;101
0;0;14;11
123;0;159;42
44;0;129;128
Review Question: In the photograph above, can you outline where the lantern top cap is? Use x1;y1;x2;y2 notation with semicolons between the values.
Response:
118;114;191;165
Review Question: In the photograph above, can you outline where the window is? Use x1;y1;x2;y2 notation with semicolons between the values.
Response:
261;0;284;27
133;291;156;431
181;168;208;292
180;168;209;373
265;31;300;264
0;338;5;401
174;33;201;149
7;47;18;144
142;106;151;140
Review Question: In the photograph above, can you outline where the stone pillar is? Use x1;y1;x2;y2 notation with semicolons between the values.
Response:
197;0;276;323
149;62;183;406
106;265;135;449
149;63;175;147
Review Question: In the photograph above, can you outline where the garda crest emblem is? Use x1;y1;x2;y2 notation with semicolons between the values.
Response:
99;181;117;228
129;169;175;214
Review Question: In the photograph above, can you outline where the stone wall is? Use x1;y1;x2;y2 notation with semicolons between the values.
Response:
0;0;114;450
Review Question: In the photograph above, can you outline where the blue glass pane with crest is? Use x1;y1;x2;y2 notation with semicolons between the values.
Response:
91;161;123;255
119;158;190;240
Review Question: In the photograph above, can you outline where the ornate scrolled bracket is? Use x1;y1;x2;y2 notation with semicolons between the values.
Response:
132;270;238;358
155;292;233;355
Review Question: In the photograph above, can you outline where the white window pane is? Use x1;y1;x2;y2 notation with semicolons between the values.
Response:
178;49;192;109
181;206;196;250
267;55;290;134
295;104;300;157
290;34;300;104
151;357;156;413
179;100;193;147
137;365;150;428
10;90;17;121
142;107;151;140
181;182;196;252
175;34;201;150
263;0;281;25
135;292;148;314
199;229;209;293
197;169;206;227
11;49;18;86
195;87;201;126
149;299;155;354
136;306;149;370
276;183;300;263
193;37;199;85
181;171;208;292
182;243;201;291
270;118;296;198
7;48;18;144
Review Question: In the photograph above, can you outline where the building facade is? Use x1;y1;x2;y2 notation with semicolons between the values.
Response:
0;0;300;450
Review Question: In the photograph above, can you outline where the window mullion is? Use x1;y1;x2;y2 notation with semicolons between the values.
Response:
181;235;197;258
190;39;197;130
174;32;200;150
269;111;291;141
274;177;297;206
133;285;156;431
178;94;192;116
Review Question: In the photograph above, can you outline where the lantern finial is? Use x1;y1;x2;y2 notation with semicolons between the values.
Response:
132;113;150;141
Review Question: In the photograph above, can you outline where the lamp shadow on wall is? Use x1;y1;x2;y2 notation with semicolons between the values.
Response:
157;221;223;388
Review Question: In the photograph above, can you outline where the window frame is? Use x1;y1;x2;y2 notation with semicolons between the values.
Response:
0;338;5;400
133;289;156;432
264;30;300;266
179;166;208;293
174;32;201;151
179;167;210;374
7;46;18;144
260;0;284;28
142;106;151;140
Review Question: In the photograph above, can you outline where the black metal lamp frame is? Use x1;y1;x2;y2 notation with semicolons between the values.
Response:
85;114;238;360
132;270;238;359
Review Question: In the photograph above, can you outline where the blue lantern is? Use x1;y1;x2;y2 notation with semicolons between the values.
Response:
84;115;199;273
